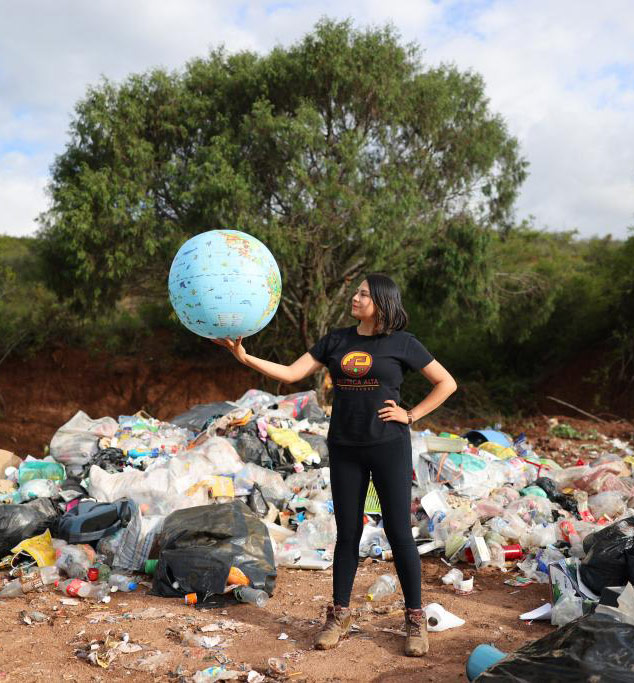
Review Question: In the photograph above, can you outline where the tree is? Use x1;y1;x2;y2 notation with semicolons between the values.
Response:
39;19;527;363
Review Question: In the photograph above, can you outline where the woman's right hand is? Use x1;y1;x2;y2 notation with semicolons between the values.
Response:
211;335;247;364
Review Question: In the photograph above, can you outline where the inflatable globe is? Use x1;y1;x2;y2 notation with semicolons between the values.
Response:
168;229;282;339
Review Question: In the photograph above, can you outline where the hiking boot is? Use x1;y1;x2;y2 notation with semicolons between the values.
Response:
314;604;351;650
404;607;429;657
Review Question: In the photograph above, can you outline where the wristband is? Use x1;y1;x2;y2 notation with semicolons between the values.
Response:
407;410;414;425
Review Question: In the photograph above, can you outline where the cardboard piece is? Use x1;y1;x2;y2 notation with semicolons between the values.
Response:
0;449;22;472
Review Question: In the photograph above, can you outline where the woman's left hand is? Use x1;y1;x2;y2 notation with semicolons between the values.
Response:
377;400;409;424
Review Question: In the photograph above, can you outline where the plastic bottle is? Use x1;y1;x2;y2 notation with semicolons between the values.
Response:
108;574;138;592
365;575;397;602
234;586;269;607
0;566;60;598
55;578;110;600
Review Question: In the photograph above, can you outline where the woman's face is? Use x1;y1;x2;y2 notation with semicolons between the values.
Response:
351;280;376;321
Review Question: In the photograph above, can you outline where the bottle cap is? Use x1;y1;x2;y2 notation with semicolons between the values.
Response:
128;582;138;591
184;592;197;605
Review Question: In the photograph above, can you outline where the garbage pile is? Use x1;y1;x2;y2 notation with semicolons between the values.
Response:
1;389;634;635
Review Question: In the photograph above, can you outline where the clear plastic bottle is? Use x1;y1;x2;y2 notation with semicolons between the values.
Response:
108;574;138;592
234;586;269;607
0;566;60;598
55;578;110;600
365;574;397;602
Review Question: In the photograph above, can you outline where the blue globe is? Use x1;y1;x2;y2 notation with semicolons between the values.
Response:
168;229;282;339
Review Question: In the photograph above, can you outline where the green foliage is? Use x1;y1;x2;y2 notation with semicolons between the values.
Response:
550;422;582;439
38;18;526;362
0;236;74;369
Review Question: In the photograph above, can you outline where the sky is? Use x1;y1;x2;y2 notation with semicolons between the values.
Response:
1;0;633;239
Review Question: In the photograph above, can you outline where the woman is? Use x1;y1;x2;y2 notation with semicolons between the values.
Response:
214;273;457;657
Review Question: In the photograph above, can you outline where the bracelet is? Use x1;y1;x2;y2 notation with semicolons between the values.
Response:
407;410;414;425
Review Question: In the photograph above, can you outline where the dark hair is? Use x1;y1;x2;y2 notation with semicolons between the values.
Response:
365;273;409;334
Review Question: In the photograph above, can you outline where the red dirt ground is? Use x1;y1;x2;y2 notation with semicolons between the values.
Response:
0;344;632;682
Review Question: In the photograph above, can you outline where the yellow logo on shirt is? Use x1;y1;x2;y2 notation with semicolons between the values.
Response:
341;351;373;378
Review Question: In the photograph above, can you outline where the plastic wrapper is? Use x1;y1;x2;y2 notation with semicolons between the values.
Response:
0;498;60;556
50;411;117;473
476;613;634;682
150;500;276;598
579;516;634;593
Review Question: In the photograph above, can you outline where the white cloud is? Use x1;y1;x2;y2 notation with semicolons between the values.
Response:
0;0;632;237
0;153;49;236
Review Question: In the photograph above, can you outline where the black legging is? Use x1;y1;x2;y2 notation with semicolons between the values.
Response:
328;435;421;609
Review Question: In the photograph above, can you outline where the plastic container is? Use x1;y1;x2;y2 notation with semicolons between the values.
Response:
466;644;507;681
366;575;397;602
0;566;60;598
234;586;269;607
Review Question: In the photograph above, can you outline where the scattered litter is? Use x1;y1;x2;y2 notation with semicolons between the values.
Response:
278;632;289;640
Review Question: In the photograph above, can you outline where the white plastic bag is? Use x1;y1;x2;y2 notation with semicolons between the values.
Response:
50;411;117;471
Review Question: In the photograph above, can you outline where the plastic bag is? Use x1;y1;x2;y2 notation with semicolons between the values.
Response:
0;498;60;556
89;437;244;515
274;391;325;421
96;500;164;571
551;592;583;627
50;411;117;472
234;389;277;413
150;500;276;598
18;478;60;502
168;402;236;432
476;613;634;682
579;516;634;593
234;463;292;509
588;492;627;520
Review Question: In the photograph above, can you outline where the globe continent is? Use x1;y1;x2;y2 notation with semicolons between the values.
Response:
168;229;282;339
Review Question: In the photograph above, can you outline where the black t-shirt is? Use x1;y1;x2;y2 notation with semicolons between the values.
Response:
309;326;434;445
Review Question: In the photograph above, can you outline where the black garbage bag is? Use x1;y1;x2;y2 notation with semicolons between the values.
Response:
534;477;579;516
236;426;273;468
247;484;269;518
476;612;634;682
579;516;634;594
169;402;235;432
150;500;276;600
0;498;61;555
234;421;294;472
